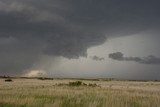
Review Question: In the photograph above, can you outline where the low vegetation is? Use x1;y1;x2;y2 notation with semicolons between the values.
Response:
54;81;100;88
0;78;160;107
69;81;85;86
56;81;99;87
37;77;54;80
4;78;13;82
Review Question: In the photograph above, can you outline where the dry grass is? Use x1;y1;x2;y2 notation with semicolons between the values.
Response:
0;78;160;107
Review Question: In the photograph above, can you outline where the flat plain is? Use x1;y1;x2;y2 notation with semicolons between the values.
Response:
0;78;160;107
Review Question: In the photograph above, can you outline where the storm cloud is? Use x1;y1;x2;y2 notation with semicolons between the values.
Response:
0;0;160;75
91;56;105;61
109;52;160;64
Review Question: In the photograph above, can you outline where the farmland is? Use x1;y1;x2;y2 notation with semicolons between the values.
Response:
0;78;160;107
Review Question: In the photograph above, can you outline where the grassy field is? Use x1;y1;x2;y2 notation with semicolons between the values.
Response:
0;78;160;107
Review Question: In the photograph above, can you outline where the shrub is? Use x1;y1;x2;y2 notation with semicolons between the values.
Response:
88;83;98;87
5;78;13;82
69;81;83;86
56;81;99;87
38;77;53;80
82;83;87;86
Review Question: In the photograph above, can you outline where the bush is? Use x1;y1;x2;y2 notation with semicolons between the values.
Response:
37;77;53;80
69;81;83;86
5;79;13;82
55;81;99;87
82;83;87;86
88;83;98;87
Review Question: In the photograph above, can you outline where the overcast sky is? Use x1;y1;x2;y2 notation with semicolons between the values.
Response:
0;0;160;80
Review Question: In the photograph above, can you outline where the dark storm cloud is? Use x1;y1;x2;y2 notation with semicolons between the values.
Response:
109;52;160;64
91;56;105;61
0;0;160;75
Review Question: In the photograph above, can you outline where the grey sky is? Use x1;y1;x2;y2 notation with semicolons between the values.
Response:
0;0;160;80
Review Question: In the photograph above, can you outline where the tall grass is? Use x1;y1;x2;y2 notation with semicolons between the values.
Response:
0;79;160;107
